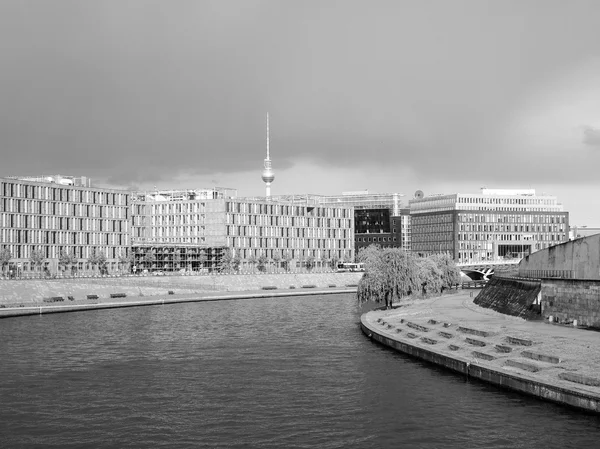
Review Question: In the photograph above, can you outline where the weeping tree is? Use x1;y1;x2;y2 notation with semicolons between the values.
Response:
416;257;444;296
357;246;420;309
431;253;462;291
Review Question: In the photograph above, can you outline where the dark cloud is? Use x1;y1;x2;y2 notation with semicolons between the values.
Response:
1;1;599;187
582;126;600;147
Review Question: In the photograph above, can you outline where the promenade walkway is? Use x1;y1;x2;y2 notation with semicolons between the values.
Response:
362;291;600;412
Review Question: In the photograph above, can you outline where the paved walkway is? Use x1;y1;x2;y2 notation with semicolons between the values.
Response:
365;291;600;399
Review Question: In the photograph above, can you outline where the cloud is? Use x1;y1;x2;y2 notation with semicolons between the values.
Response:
582;126;600;147
1;1;600;191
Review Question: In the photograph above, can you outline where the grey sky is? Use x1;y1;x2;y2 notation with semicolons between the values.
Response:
1;1;599;222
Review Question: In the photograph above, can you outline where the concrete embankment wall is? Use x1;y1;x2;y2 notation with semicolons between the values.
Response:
0;272;363;306
518;234;600;280
361;316;600;413
473;276;541;320
541;278;600;328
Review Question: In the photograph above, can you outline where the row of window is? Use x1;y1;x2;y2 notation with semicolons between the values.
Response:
1;200;128;219
226;201;351;219
2;229;128;246
227;237;350;250
1;182;127;205
3;244;123;260
1;214;128;232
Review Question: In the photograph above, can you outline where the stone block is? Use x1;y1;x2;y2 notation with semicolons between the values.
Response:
495;345;513;353
521;350;561;364
472;351;495;361
405;321;430;332
505;359;540;372
558;372;600;387
465;337;486;347
506;336;533;346
438;331;453;339
448;344;460;351
420;337;437;345
458;326;492;337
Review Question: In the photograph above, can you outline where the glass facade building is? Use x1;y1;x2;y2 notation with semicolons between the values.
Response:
316;191;406;253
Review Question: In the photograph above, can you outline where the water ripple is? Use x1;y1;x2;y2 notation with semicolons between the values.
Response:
1;294;600;448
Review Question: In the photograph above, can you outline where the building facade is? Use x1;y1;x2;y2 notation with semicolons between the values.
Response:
0;175;130;276
316;191;406;254
410;189;569;264
130;189;355;272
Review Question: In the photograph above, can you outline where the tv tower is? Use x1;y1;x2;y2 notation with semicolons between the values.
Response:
261;112;275;197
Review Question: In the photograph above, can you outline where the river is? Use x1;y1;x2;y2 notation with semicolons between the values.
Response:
1;293;599;448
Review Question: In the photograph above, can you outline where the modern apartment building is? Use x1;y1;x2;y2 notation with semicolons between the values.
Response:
410;189;569;264
130;189;355;271
316;191;406;253
0;175;130;275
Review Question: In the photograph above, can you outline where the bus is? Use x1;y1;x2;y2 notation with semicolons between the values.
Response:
336;262;365;272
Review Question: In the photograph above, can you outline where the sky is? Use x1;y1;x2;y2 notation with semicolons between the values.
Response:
1;0;599;225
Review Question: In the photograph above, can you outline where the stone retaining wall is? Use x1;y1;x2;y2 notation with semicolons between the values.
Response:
473;276;541;319
541;278;600;328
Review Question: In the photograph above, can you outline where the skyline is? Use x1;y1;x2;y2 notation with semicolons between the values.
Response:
1;1;599;225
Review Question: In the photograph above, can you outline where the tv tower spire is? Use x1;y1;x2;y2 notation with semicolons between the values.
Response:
261;112;274;197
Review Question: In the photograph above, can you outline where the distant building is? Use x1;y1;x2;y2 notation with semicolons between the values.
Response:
569;225;600;240
316;191;406;254
131;189;354;272
410;188;569;264
0;175;130;275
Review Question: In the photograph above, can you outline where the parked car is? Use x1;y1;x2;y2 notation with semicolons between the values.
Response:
153;270;165;276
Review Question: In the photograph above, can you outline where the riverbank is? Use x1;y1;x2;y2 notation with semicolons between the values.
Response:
0;271;363;308
361;291;600;413
0;286;356;319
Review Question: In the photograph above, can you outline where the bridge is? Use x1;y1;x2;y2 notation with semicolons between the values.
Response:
457;260;520;281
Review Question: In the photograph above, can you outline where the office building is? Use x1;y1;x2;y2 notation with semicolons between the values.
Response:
0;175;130;275
131;189;354;272
316;191;406;252
410;189;569;264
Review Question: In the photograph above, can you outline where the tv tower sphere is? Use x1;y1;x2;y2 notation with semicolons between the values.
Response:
262;113;274;195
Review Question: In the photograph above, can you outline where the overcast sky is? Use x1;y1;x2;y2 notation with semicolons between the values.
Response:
1;1;599;224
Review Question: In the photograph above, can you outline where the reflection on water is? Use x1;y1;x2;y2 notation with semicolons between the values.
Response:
1;294;599;448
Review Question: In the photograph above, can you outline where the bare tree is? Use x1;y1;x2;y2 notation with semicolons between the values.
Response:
0;247;12;277
29;248;46;277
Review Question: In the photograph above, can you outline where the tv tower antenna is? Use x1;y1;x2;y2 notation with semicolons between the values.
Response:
261;112;275;197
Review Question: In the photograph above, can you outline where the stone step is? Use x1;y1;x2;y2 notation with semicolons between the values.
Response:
558;372;600;387
465;337;486;347
505;359;540;373
506;336;533;346
472;351;496;361
521;350;561;364
458;326;492;337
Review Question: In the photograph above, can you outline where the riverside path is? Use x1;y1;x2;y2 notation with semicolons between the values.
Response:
362;291;600;413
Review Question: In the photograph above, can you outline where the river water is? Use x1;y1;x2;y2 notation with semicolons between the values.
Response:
1;293;599;448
